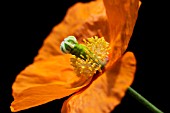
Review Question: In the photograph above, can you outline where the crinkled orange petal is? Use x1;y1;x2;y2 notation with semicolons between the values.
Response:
10;54;92;112
36;0;141;62
103;0;140;66
61;52;136;113
34;0;109;61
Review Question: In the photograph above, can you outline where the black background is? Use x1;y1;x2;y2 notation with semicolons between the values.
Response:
1;0;168;113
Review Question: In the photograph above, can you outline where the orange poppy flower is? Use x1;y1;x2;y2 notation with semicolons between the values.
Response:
10;0;141;112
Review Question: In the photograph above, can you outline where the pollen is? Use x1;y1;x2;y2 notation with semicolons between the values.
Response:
85;36;110;62
70;36;110;78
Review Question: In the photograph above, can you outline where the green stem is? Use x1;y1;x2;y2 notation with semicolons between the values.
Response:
61;37;164;113
127;87;164;113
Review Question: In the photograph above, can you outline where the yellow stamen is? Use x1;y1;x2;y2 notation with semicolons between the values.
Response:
70;36;110;78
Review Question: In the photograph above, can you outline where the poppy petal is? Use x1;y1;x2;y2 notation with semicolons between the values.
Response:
34;0;110;61
11;54;92;112
61;52;136;113
103;0;140;65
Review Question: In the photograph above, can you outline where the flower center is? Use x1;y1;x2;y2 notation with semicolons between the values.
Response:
60;36;110;78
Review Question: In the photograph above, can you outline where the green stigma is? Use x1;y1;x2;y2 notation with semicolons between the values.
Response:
60;36;110;77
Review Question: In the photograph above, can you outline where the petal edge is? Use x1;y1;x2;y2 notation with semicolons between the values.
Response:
61;52;136;113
